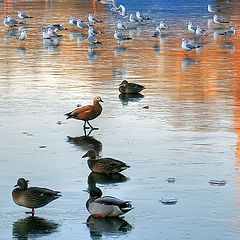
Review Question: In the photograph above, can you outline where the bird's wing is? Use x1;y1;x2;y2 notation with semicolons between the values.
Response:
94;196;126;206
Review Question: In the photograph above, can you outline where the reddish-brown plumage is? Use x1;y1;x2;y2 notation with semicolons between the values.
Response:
65;96;103;129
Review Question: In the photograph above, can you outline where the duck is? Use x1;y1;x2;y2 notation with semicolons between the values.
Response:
119;80;145;94
65;96;103;130
86;187;133;217
82;149;130;174
12;178;61;216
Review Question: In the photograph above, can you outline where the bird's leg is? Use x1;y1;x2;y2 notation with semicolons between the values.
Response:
87;121;99;130
83;121;90;129
25;208;35;217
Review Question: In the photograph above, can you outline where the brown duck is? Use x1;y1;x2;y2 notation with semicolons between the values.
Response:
82;150;130;174
65;96;103;130
119;80;145;94
12;178;61;216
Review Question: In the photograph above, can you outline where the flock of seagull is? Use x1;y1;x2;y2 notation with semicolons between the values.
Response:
2;1;236;56
6;0;236;220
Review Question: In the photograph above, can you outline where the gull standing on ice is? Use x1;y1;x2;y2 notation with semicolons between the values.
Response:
159;21;168;30
114;30;132;45
87;32;102;45
188;22;197;33
208;5;219;13
4;18;17;28
16;29;27;40
69;17;77;26
152;26;161;38
77;19;90;29
213;14;229;24
18;11;33;19
47;28;62;38
88;26;102;36
117;20;128;30
7;15;23;25
136;11;150;21
88;14;102;24
181;38;200;52
219;27;236;37
195;26;207;36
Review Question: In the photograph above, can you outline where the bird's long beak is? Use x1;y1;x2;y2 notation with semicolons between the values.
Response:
14;184;18;187
100;99;104;102
82;153;88;158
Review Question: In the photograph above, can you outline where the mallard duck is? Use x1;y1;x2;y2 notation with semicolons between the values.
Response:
82;150;130;174
12;178;61;216
119;80;145;94
65;96;103;130
86;187;133;217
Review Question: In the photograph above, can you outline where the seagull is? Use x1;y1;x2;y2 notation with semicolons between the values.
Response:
18;11;33;19
7;15;23;25
188;22;197;33
159;21;168;30
213;14;229;24
219;27;236;37
129;14;140;24
47;28;62;38
195;26;207;36
77;19;90;29
69;17;77;26
152;26;161;38
181;38;200;52
114;30;132;45
42;28;52;39
87;32;102;45
116;5;126;16
136;11;150;21
46;24;68;31
4;18;17;28
16;29;27;40
88;26;102;36
88;14;102;24
208;4;219;13
117;20;128;30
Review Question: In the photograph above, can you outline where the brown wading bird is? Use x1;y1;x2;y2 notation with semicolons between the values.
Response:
82;149;130;174
65;96;103;130
119;80;145;94
12;178;61;217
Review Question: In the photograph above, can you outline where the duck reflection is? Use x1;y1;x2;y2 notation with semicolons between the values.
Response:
12;216;59;239
88;172;128;190
119;93;144;106
67;134;102;155
86;215;132;239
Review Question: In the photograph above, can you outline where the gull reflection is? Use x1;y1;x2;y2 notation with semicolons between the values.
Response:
153;44;160;56
88;172;128;190
67;135;102;155
12;216;59;239
114;46;128;58
119;93;144;106
223;43;235;54
43;38;60;53
4;29;17;42
88;46;100;64
16;47;27;59
181;58;200;72
86;215;132;239
76;33;87;46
